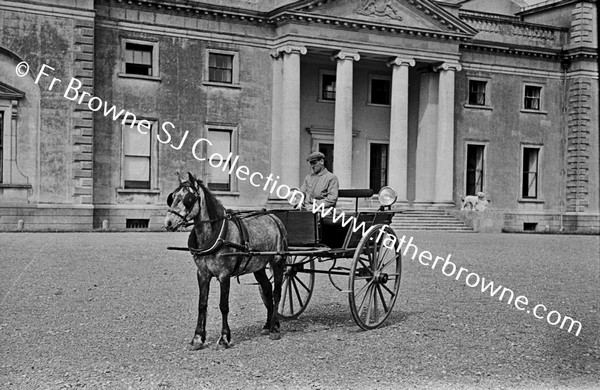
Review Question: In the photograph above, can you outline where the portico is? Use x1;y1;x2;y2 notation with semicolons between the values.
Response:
270;45;461;208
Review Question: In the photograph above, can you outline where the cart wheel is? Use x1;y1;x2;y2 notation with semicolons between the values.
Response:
279;255;315;319
349;224;402;330
270;255;315;319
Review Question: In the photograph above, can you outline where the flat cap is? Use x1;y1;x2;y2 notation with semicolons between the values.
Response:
307;151;325;162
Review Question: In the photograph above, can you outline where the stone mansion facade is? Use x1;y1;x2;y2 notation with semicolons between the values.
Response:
0;0;598;232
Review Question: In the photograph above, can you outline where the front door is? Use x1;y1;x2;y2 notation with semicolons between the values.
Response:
319;143;334;173
369;143;388;193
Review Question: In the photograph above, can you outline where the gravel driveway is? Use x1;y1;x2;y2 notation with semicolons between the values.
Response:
1;231;598;389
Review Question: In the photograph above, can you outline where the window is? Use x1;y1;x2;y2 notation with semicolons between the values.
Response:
121;121;158;190
369;76;391;106
466;144;485;195
0;82;25;186
205;49;239;86
522;147;540;198
524;85;542;110
209;53;233;83
125;43;153;76
121;39;159;78
468;80;486;106
207;129;233;191
319;70;336;101
369;143;388;193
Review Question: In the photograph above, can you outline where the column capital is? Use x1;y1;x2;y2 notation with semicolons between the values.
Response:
434;62;462;72
387;57;415;68
270;45;307;58
330;51;360;62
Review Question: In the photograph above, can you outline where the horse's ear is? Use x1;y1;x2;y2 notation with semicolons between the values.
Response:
188;172;197;188
176;171;183;184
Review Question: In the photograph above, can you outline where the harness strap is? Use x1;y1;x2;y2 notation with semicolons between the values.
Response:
187;219;228;255
229;213;253;276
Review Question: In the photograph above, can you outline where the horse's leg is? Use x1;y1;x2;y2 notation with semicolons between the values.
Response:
253;269;273;336
190;271;211;350
269;258;285;340
217;277;231;348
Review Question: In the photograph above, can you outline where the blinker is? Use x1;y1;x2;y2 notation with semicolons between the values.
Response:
183;192;195;209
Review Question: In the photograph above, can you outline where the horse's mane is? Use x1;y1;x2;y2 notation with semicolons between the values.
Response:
197;179;225;221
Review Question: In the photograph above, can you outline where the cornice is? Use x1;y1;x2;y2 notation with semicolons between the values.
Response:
460;9;569;33
108;0;270;24
517;0;584;17
0;0;95;20
460;42;564;59
102;0;476;42
269;11;473;41
564;48;599;61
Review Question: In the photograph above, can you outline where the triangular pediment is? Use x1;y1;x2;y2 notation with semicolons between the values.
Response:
281;0;476;35
0;82;25;100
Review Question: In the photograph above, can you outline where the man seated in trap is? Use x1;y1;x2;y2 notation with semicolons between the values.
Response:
295;151;339;211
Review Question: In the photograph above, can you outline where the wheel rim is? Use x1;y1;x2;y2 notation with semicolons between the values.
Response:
277;255;315;319
349;225;402;330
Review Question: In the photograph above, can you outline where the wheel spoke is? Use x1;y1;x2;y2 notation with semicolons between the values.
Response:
372;285;379;324
294;274;311;293
357;258;374;276
291;277;304;309
354;278;374;301
357;281;374;315
379;255;397;272
288;277;295;314
364;284;375;324
280;277;290;312
380;281;396;297
378;244;391;267
376;284;389;313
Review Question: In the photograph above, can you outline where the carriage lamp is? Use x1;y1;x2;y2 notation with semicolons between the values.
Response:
377;186;397;211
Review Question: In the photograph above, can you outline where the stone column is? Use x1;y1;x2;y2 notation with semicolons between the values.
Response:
387;57;415;204
433;62;461;206
269;51;283;184
275;46;306;188
414;71;438;206
331;51;359;188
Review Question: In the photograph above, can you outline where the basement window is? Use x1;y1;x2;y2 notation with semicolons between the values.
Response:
126;219;149;229
523;222;537;231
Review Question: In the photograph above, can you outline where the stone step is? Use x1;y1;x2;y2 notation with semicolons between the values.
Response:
391;209;473;231
392;226;474;231
395;217;463;221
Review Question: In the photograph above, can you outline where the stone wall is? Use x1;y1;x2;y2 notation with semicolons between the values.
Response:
0;0;95;230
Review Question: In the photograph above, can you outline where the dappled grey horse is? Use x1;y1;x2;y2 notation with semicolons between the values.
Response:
163;172;287;350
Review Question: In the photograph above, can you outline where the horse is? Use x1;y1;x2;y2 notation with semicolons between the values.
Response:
163;172;287;350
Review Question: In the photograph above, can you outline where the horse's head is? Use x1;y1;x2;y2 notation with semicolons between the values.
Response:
163;172;203;231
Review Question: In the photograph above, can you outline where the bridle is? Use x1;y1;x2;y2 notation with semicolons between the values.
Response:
166;182;202;229
166;181;227;229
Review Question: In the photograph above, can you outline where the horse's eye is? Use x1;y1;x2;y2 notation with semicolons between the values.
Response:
167;193;174;207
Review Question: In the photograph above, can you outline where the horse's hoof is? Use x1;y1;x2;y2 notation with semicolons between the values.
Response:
217;335;231;349
269;331;281;340
188;341;204;351
260;328;270;336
